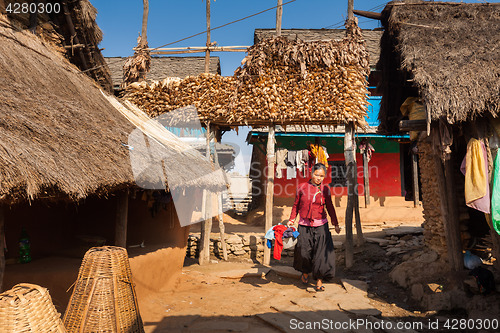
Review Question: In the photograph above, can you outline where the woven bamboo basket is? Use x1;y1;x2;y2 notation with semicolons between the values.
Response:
0;283;67;332
63;246;144;333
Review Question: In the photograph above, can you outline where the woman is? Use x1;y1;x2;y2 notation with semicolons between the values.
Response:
287;163;341;291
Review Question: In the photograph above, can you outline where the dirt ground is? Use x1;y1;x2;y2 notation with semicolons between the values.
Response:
137;199;470;333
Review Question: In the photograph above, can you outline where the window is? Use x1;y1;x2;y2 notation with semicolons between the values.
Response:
328;160;347;188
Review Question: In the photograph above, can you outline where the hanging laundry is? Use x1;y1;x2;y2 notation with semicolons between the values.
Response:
491;152;500;235
275;148;288;179
301;149;310;176
460;139;490;213
286;150;297;179
272;224;288;260
296;150;305;173
310;144;328;166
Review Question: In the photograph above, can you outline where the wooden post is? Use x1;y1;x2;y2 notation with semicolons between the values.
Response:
363;150;370;207
199;123;213;265
348;0;354;20
443;157;464;272
141;0;149;47
62;1;88;70
344;123;355;268
264;126;276;266
276;0;283;36
212;128;228;261
115;190;129;248
204;0;211;73
412;150;420;207
0;206;5;292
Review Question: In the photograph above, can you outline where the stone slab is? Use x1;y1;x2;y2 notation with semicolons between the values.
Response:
384;226;423;236
367;316;419;333
271;266;302;279
338;299;381;316
291;297;340;312
366;237;390;246
256;312;299;333
271;303;347;333
341;279;369;295
217;267;271;279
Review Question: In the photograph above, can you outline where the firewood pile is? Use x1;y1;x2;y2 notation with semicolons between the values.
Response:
124;26;370;127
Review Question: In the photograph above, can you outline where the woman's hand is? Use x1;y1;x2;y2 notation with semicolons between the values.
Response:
287;220;295;227
334;225;341;234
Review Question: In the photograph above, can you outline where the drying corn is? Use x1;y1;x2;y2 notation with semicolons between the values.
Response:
124;28;370;127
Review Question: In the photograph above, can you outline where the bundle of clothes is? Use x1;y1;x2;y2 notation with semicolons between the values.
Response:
275;144;329;179
265;224;299;260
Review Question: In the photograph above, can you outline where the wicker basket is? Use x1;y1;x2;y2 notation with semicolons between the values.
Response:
0;283;67;332
63;246;144;333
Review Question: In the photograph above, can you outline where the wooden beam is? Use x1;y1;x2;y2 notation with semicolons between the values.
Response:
399;119;427;131
412;150;420;208
62;1;88;70
115;190;129;248
151;48;247;55
141;0;149;47
264;125;276;266
147;46;250;51
344;122;355;268
353;9;382;20
0;205;5;292
276;0;283;36
205;0;211;74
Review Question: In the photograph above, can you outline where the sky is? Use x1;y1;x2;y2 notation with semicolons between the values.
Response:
91;0;485;175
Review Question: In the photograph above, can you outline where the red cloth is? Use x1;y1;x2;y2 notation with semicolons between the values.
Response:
272;224;288;260
289;181;338;225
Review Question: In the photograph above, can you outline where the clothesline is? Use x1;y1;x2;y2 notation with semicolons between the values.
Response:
275;144;329;179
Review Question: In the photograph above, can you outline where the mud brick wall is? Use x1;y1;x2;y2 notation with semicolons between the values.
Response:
418;141;447;257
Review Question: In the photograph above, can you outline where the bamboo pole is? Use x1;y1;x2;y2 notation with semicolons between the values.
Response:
412;150;420;207
141;0;149;47
205;0;211;74
115;190;129;248
348;0;354;20
276;0;283;36
344;122;355;268
0;205;5;292
264;126;276;266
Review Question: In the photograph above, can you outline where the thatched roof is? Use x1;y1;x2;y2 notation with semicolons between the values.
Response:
254;29;383;67
378;1;500;133
0;21;226;203
105;56;221;90
1;0;113;91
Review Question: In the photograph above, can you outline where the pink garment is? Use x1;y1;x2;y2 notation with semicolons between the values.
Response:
298;217;328;227
460;140;490;213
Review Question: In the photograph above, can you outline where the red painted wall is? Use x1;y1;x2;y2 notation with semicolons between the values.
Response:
272;153;401;198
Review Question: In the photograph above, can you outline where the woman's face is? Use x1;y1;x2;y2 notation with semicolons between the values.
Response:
311;168;325;185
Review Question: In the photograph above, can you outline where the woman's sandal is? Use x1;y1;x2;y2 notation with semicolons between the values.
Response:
300;274;309;285
315;285;325;292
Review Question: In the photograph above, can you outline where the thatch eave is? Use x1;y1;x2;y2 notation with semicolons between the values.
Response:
378;1;500;132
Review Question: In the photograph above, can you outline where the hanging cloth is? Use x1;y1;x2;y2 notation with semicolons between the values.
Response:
310;144;328;166
460;138;490;213
286;150;297;179
275;148;288;179
491;152;500;235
